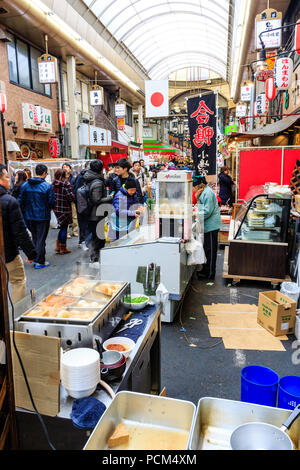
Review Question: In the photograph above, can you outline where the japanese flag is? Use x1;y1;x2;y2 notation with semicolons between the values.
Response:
145;80;169;118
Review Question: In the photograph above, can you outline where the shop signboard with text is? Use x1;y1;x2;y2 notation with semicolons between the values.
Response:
78;123;112;147
187;94;216;176
22;103;52;132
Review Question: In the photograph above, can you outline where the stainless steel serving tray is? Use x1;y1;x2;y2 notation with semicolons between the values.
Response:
84;391;196;450
189;397;300;450
17;278;127;325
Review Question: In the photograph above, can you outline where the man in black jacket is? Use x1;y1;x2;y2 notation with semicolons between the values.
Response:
109;158;142;202
73;161;90;249
0;164;36;303
83;160;113;263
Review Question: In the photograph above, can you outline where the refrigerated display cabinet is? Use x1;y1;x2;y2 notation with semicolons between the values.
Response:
224;194;291;282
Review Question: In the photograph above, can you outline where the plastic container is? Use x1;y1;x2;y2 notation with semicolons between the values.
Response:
278;375;300;410
241;365;279;407
280;282;300;304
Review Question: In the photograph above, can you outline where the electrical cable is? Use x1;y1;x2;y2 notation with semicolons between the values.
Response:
0;253;56;450
178;280;223;350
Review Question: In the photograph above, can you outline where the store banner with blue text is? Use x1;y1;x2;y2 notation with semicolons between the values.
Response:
187;94;216;176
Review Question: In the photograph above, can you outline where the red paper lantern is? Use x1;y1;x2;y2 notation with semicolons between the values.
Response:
295;19;300;55
274;57;293;90
49;137;60;158
59;111;66;127
265;77;276;101
0;92;7;113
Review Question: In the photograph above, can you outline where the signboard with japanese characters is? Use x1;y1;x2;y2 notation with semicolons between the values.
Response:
256;69;274;82
187;94;216;176
115;100;126;117
37;54;58;84
78;123;112;147
255;8;282;50
117;117;125;131
22;103;52;132
255;93;268;115
236;105;247;117
89;85;104;106
274;57;293;90
241;84;252;102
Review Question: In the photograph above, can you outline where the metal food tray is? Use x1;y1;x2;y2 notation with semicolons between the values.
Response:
18;278;125;323
15;279;130;349
84;391;196;450
189;397;300;450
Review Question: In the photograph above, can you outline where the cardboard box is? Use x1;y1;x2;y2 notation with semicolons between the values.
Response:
295;195;300;213
257;291;296;336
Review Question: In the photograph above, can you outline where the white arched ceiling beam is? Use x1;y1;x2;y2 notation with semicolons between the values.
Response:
150;56;226;80
98;0;228;34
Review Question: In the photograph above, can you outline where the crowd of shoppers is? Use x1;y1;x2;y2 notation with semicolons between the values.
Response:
0;155;225;301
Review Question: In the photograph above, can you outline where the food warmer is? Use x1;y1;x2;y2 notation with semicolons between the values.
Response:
156;170;193;240
15;276;130;349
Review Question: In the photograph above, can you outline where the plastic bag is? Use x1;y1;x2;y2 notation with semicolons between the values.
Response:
185;236;206;266
50;211;58;229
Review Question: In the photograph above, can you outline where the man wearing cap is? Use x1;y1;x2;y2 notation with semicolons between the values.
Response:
109;158;143;203
193;176;221;280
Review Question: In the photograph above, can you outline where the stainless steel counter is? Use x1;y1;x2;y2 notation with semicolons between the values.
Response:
16;305;161;450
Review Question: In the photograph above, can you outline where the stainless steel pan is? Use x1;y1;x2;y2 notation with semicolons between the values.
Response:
230;404;300;450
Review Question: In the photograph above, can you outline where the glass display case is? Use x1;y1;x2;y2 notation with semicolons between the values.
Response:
234;194;291;243
225;194;292;281
156;171;193;239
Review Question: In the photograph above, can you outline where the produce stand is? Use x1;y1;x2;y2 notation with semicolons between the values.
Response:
11;271;161;450
223;194;292;287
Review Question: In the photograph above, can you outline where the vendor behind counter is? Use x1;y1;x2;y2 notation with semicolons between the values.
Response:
193;175;221;281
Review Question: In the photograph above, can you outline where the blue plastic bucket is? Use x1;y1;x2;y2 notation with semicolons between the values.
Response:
241;365;279;407
278;376;300;410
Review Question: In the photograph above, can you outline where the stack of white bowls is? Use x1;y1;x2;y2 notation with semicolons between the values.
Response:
61;348;100;399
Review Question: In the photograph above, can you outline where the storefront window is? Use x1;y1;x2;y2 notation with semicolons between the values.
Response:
7;34;52;97
126;104;133;127
16;39;31;88
7;40;18;83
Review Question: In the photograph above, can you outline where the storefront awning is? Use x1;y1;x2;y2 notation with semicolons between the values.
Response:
111;140;128;150
227;114;300;142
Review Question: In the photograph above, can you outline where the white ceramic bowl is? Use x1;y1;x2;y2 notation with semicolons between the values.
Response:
64;385;97;399
123;294;149;311
102;337;135;359
61;348;100;368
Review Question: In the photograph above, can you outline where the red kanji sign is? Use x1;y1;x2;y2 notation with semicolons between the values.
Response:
192;125;214;148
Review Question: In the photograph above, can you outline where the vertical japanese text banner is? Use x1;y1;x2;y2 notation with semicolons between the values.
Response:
187;94;216;176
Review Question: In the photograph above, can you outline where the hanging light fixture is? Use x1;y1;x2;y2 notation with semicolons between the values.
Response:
265;77;276;100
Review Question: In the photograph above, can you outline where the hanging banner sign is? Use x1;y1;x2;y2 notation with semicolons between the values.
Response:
145;79;169;118
37;54;58;84
89;85;104;106
49;137;61;158
117;117;125;131
236;105;247;117
115;99;126;117
266;51;276;69
256;93;269;115
241;85;252;102
255;9;282;50
295;20;300;55
274;57;293;90
187;94;216;176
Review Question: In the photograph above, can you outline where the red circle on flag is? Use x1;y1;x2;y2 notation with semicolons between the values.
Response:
151;92;164;107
